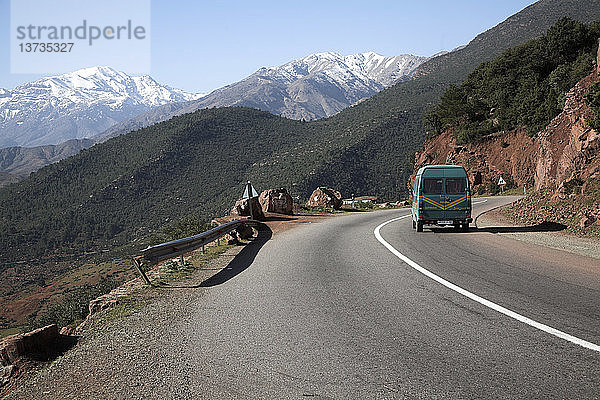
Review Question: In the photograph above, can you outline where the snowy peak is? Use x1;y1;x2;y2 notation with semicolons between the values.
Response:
0;67;206;147
192;50;429;122
256;51;428;88
13;66;204;108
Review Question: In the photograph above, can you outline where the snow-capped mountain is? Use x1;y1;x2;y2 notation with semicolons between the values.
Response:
97;51;428;143
0;66;205;148
188;51;428;120
264;51;425;88
0;52;429;184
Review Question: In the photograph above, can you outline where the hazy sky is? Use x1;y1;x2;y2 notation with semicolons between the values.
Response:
0;0;537;93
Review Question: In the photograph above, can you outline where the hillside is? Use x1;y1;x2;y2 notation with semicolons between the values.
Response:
424;18;600;143
0;52;426;187
414;23;600;236
0;139;93;187
3;0;600;262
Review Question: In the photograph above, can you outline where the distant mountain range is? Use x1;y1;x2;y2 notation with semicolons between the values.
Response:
0;66;205;148
0;52;426;150
190;52;428;120
96;52;428;143
0;52;428;185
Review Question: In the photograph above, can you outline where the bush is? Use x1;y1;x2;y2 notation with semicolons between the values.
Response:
354;201;376;209
489;183;501;195
159;215;214;243
586;82;600;130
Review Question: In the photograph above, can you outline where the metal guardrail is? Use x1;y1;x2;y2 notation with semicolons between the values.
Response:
132;218;262;285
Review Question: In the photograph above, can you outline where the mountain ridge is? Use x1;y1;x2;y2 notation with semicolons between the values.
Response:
0;52;427;184
0;66;205;148
96;51;428;142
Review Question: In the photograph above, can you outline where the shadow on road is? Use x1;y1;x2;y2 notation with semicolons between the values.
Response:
429;221;567;234
264;215;297;222
160;224;273;289
476;221;567;233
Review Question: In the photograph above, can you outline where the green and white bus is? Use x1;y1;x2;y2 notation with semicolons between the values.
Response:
411;165;472;232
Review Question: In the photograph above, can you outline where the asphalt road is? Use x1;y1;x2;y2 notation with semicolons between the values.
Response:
12;197;600;399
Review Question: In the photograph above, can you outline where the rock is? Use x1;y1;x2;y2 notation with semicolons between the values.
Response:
89;295;118;315
1;364;15;387
225;233;240;245
21;324;58;355
305;187;343;209
226;223;256;244
59;326;76;336
0;324;59;366
258;188;294;215
580;215;595;228
0;335;24;366
235;224;254;240
230;197;265;221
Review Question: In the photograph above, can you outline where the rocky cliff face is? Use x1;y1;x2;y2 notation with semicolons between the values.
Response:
535;72;600;198
414;40;600;199
413;128;538;193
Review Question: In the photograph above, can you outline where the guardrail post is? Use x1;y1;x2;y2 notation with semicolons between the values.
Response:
247;181;255;221
133;256;152;286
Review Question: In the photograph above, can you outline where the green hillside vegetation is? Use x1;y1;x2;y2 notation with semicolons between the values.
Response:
2;0;600;270
424;18;600;143
586;81;600;129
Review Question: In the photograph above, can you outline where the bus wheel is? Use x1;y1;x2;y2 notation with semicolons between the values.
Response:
462;223;470;232
416;222;423;232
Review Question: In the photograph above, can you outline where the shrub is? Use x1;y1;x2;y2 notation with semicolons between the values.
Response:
586;82;600;130
489;183;501;195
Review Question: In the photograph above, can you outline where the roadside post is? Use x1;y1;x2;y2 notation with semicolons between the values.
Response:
243;181;259;220
498;176;506;193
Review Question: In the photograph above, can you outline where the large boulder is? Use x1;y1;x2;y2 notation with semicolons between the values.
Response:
230;197;265;220
0;324;59;366
305;187;343;209
225;223;255;244
258;188;294;215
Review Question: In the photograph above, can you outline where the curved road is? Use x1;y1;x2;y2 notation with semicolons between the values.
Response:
13;197;600;399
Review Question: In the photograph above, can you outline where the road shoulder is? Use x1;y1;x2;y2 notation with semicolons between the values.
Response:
476;203;600;261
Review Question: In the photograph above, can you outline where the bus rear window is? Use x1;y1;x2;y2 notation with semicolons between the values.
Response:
446;178;466;194
423;178;443;195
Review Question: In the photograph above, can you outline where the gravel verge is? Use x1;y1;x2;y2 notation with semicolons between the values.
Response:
476;205;600;261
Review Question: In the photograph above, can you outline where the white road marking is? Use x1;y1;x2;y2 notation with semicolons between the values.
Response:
374;214;600;353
